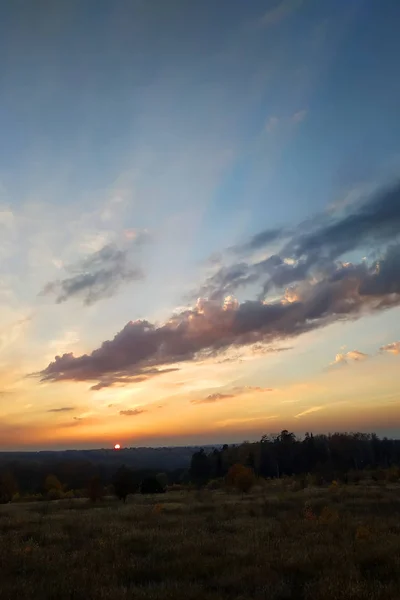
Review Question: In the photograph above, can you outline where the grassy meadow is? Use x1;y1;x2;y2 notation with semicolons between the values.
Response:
0;482;399;600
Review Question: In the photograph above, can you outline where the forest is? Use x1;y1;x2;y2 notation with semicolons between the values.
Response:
1;431;400;503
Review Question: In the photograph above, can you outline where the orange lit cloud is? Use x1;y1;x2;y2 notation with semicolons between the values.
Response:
380;341;400;355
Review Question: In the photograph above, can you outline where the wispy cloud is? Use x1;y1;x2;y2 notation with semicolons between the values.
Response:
260;0;304;28
192;180;400;301
0;315;32;354
231;228;286;256
191;393;234;405
295;406;324;419
47;407;75;413
89;367;180;391
233;386;274;394
41;242;146;305
191;385;274;405
119;408;147;417
217;415;278;427
264;109;307;135
292;109;307;124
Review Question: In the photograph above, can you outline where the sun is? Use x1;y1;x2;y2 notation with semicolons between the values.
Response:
114;443;121;450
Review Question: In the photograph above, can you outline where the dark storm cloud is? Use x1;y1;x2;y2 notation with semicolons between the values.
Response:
41;244;144;305
39;242;400;388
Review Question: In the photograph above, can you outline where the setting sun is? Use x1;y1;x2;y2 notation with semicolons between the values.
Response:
114;444;121;450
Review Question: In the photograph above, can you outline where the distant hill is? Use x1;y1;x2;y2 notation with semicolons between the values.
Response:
0;445;221;472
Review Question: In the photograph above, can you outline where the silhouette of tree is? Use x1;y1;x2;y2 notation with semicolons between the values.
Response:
112;466;135;503
0;471;18;503
156;472;168;488
88;476;104;503
44;474;62;493
140;476;166;494
189;449;211;486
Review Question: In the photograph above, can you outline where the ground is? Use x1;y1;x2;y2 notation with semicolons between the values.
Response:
0;482;399;600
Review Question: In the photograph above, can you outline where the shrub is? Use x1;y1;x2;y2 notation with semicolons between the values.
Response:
140;477;165;494
206;478;223;491
0;471;18;503
167;483;186;492
156;473;169;488
226;464;256;493
88;476;104;503
385;466;400;482
44;474;62;493
47;488;64;501
112;466;136;503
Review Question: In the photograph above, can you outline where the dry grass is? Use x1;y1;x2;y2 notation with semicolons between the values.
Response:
0;484;399;599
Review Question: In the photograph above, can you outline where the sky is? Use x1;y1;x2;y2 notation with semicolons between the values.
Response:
1;0;400;450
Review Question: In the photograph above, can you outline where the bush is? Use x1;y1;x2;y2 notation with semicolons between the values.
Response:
156;473;169;488
167;483;186;492
88;476;104;503
140;477;165;494
0;471;18;503
385;466;400;482
44;474;62;493
206;478;223;491
226;464;256;493
47;488;64;501
112;466;136;503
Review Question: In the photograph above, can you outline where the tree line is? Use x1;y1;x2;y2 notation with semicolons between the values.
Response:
1;431;399;503
189;431;400;487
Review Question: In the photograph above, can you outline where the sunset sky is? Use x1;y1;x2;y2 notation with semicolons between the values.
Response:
1;0;400;450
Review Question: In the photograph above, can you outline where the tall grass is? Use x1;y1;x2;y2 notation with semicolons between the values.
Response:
0;484;399;599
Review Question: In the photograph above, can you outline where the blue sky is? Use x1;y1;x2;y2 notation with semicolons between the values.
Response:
1;0;400;449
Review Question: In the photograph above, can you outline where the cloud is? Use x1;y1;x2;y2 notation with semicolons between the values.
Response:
330;350;369;366
0;207;14;228
47;407;75;413
380;341;400;355
260;0;304;28
39;248;400;388
119;408;147;417
289;181;400;263
233;386;274;393
231;228;285;256
41;243;144;305
266;116;280;133
292;109;307;124
193;179;400;300
295;406;324;419
88;367;180;391
38;181;400;389
0;315;32;353
191;385;273;405
265;109;307;135
191;393;234;405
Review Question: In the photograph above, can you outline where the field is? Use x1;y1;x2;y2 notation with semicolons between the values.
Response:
0;483;400;600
